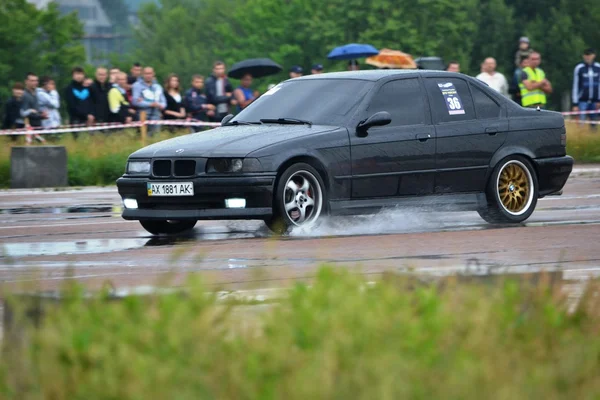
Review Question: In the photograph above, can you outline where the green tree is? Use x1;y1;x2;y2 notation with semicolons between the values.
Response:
0;0;85;100
133;0;598;109
523;1;584;109
470;0;516;76
133;0;239;85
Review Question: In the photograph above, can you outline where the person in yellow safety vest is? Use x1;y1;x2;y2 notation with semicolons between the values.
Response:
519;51;553;108
108;72;135;123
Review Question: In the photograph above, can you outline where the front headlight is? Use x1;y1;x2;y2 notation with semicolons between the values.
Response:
206;158;262;173
127;160;151;175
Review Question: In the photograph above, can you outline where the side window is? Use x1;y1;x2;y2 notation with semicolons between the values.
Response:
425;78;475;123
368;78;426;126
470;83;501;119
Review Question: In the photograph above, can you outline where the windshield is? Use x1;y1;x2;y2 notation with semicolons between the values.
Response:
232;79;373;126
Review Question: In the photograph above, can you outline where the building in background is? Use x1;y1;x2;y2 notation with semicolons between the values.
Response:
27;0;127;65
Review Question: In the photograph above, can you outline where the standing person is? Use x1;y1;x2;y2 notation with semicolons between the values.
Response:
348;60;360;71
515;36;532;68
36;76;61;128
128;62;142;85
510;56;529;104
163;73;186;120
289;65;303;79
109;67;120;84
2;82;25;141
519;51;552;108
476;57;509;97
233;73;259;112
91;67;111;123
184;75;215;131
205;61;234;122
311;64;324;74
446;60;460;73
132;66;166;135
64;66;94;129
108;72;134;124
572;48;600;128
20;72;46;144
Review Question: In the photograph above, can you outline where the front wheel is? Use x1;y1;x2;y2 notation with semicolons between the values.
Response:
265;163;326;234
478;156;538;224
139;220;197;235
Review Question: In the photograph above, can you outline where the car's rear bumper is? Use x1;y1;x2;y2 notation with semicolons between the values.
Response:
116;174;276;221
534;155;574;197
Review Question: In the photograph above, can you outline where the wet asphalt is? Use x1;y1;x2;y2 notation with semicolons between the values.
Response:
0;166;599;291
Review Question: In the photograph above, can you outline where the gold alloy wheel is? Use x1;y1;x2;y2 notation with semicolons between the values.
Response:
497;161;532;214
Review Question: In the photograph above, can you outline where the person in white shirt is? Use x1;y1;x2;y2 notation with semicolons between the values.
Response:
36;76;61;128
476;57;509;97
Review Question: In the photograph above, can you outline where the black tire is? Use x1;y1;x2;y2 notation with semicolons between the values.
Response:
139;220;197;235
478;155;538;224
265;163;327;234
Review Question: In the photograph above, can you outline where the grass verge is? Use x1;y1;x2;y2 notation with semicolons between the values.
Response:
0;124;598;188
0;129;192;188
566;123;600;163
1;267;600;399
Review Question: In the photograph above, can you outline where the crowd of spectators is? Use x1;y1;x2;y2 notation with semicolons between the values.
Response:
453;37;599;126
1;60;255;142
2;38;599;142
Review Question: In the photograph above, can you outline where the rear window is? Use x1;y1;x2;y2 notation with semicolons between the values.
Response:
470;84;502;119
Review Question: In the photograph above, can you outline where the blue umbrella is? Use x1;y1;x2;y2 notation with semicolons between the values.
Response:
327;43;379;60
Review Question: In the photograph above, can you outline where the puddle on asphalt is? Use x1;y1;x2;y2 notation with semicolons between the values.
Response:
1;239;148;258
1;204;116;215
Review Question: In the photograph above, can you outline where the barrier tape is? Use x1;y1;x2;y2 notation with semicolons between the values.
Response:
0;119;220;136
564;119;600;125
560;109;600;116
2;110;596;136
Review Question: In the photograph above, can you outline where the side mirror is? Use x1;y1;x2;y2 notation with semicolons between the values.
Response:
221;114;234;125
357;111;391;134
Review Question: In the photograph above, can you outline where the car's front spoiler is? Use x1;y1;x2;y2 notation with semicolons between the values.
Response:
122;207;272;221
534;155;573;197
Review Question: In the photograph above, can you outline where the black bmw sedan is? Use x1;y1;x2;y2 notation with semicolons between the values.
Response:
117;70;573;235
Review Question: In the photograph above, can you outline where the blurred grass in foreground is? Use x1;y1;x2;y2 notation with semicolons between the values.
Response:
0;124;598;188
1;267;600;399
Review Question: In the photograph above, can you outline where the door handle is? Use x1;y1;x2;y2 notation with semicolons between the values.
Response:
485;127;499;135
416;133;431;142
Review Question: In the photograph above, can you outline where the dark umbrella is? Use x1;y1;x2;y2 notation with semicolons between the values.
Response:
327;43;379;60
227;58;283;79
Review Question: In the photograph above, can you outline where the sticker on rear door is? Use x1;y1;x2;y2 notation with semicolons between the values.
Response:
437;82;465;115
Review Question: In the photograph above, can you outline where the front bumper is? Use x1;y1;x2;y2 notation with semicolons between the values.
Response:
117;174;276;221
534;155;574;197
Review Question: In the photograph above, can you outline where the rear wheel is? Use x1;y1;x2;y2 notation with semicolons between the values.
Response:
478;156;538;224
265;163;326;234
139;220;197;235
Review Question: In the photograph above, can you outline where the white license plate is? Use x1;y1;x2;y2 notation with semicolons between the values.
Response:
147;182;194;196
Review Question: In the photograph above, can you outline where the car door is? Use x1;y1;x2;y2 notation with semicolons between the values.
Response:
350;78;435;198
424;77;508;193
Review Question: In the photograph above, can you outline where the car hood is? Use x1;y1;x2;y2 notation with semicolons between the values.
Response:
129;124;338;158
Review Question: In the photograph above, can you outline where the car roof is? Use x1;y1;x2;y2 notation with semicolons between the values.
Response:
294;69;456;82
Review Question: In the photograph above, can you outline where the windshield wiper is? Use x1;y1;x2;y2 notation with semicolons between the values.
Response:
223;120;262;126
260;118;312;127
